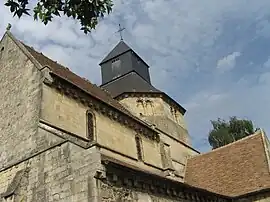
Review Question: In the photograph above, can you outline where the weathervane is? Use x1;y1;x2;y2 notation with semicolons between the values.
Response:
116;24;125;41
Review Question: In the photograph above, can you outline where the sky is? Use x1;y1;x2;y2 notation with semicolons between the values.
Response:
1;0;270;152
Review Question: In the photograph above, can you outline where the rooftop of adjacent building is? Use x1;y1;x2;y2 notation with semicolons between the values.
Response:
185;129;270;197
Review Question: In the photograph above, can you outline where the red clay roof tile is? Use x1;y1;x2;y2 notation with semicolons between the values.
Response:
185;131;270;197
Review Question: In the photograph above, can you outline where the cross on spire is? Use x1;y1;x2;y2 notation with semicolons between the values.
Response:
116;24;125;41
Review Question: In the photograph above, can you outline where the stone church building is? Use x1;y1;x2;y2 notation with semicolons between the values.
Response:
0;30;270;202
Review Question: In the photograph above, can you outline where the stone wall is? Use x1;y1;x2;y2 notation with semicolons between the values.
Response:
119;95;199;178
41;83;165;172
119;96;190;145
160;134;198;178
0;33;42;169
41;84;89;140
100;181;190;202
0;138;102;202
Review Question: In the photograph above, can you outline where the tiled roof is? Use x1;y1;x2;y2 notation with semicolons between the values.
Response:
185;131;270;197
22;43;132;115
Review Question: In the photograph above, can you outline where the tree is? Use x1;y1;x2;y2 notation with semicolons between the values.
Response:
4;0;113;34
208;116;259;149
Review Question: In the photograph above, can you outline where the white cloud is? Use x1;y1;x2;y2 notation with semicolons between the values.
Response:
216;52;241;72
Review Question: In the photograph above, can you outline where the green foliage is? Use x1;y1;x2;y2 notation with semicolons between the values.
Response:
4;0;113;34
208;116;258;149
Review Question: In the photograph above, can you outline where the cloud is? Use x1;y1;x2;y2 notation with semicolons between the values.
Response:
1;0;270;152
216;52;241;72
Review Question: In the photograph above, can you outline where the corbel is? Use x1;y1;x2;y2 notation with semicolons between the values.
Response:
41;65;54;85
95;170;106;180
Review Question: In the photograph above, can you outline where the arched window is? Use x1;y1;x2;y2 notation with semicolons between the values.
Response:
86;111;95;141
135;136;143;161
136;99;145;115
145;100;154;115
0;47;4;60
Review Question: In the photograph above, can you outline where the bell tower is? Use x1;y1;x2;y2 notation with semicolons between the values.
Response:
99;40;159;97
100;41;151;84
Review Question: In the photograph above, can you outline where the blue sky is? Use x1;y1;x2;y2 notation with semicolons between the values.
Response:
1;0;270;152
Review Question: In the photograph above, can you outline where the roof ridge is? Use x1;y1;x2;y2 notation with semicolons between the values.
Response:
21;43;71;71
193;129;264;157
4;31;44;71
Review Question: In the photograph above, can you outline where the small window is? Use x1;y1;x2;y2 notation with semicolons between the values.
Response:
145;100;154;115
0;47;4;59
135;136;143;161
87;111;95;141
111;58;121;76
160;142;172;169
112;58;120;63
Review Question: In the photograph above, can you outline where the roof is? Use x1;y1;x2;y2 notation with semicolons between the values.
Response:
100;40;131;64
101;71;161;97
184;130;270;197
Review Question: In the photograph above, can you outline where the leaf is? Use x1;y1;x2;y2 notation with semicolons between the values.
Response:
5;0;114;34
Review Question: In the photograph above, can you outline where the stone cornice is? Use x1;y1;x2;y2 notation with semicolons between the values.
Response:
98;156;230;202
48;74;160;142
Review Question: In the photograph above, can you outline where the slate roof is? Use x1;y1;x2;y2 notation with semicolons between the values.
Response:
100;41;131;64
101;71;161;97
185;130;270;197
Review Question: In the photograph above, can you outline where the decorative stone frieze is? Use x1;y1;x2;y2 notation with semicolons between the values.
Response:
116;92;186;115
98;159;231;202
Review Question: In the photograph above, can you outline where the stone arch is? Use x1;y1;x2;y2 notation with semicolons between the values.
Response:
136;98;145;115
145;99;154;115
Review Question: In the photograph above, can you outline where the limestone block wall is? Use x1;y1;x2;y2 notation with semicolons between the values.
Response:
119;96;199;176
41;85;164;172
41;85;89;139
0;140;102;202
160;134;199;178
96;112;163;169
0;34;42;169
119;96;190;145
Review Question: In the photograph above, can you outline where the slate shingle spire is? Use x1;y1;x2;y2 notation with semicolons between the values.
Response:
99;40;159;97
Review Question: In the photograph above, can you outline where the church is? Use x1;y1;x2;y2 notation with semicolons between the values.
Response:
0;29;270;202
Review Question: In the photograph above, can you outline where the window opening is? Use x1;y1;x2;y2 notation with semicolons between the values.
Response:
135;136;143;161
112;58;120;63
0;47;4;59
87;111;95;141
